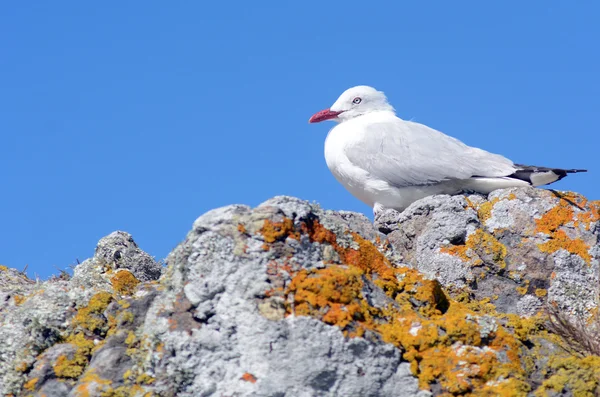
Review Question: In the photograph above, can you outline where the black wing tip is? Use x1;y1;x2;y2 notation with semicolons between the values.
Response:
509;165;587;186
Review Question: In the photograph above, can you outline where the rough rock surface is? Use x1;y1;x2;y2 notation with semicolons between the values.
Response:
378;188;600;318
1;189;599;396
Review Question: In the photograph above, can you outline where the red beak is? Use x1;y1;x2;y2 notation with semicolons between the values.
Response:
309;108;343;123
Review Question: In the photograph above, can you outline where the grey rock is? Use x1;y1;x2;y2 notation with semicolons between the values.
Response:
0;233;160;396
2;191;599;396
380;188;600;318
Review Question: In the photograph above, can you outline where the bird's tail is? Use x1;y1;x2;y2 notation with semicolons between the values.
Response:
508;164;587;187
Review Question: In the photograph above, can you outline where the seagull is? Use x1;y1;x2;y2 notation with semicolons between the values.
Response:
309;85;587;214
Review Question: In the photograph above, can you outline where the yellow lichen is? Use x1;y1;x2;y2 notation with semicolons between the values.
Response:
477;198;500;224
23;377;39;391
73;369;112;397
534;355;600;396
0;265;8;271
111;271;140;296
100;385;148;397
125;331;137;346
535;289;548;297
515;280;530;296
53;333;95;379
15;361;29;372
516;287;528;295
72;292;114;335
135;373;155;385
467;229;507;268
440;229;506;269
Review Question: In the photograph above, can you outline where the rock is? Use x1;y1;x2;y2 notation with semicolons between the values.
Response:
381;188;600;318
1;190;600;396
0;233;161;397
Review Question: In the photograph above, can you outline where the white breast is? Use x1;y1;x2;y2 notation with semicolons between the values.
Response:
323;121;379;207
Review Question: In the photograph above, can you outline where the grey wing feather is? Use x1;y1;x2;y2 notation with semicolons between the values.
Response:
344;119;517;187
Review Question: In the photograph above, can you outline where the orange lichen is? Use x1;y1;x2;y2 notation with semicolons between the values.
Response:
301;219;396;280
110;270;140;296
241;373;257;383
538;230;591;264
288;266;364;330
536;204;574;235
440;244;478;264
260;218;300;244
575;200;600;230
13;294;26;305
237;223;247;234
533;196;594;264
282;221;528;394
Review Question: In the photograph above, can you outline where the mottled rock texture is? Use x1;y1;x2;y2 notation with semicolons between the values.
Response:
1;189;599;396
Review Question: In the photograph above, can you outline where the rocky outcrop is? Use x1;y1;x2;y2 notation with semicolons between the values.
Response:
377;188;600;318
1;188;599;396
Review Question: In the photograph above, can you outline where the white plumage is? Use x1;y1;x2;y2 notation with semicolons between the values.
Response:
309;85;586;213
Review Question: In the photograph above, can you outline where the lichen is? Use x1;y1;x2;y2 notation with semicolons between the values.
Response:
260;218;300;244
538;230;592;264
53;333;95;379
477;198;499;224
534;355;600;396
13;294;26;305
111;270;140;296
23;377;38;391
440;228;507;269
240;373;257;383
73;369;112;397
54;292;116;380
282;219;530;394
72;291;114;335
534;195;593;264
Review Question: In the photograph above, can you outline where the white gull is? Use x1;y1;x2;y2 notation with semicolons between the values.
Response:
309;85;586;214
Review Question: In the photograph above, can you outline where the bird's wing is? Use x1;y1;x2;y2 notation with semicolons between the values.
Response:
344;118;517;188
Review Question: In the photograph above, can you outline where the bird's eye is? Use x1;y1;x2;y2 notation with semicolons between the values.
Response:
352;97;362;104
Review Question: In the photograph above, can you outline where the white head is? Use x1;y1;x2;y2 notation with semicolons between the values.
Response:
309;85;394;123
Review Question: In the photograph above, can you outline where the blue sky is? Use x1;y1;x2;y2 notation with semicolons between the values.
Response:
1;2;598;279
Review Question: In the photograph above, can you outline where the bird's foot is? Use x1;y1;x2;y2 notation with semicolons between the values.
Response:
373;203;403;234
373;203;386;218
